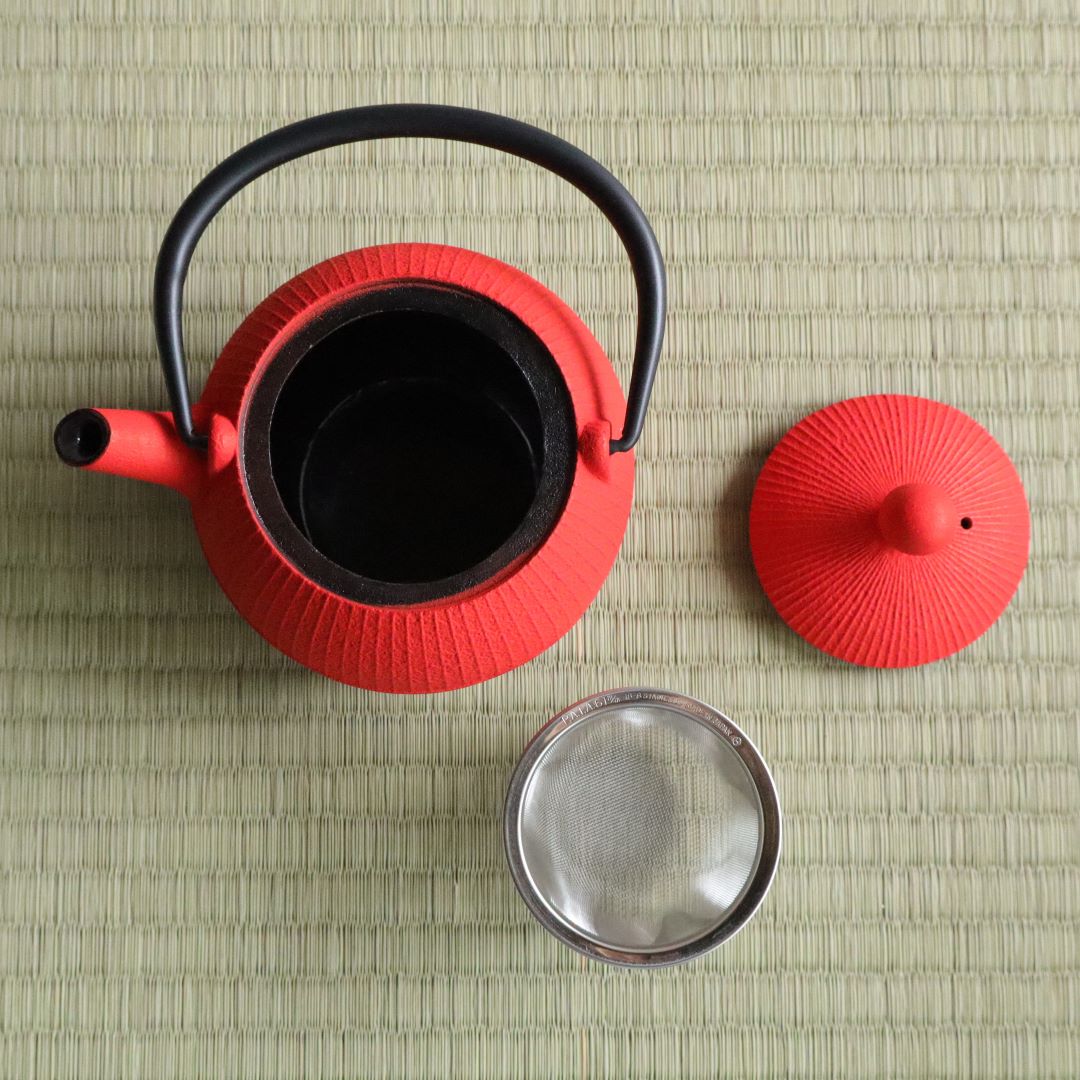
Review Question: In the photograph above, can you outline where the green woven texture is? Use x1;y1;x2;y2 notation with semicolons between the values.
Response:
3;2;1079;1077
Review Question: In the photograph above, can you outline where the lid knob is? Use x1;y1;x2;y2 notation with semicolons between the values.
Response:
876;482;957;555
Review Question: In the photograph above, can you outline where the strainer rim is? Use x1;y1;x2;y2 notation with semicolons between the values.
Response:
503;687;781;968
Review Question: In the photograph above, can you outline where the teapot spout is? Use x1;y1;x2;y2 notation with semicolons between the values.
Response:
54;408;208;499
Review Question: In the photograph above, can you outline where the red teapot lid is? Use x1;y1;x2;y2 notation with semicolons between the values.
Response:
749;394;1030;667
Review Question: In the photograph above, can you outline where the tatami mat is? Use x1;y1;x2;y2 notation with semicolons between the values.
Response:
1;2;1078;1077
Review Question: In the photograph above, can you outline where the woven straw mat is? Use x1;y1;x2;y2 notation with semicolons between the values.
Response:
1;2;1078;1077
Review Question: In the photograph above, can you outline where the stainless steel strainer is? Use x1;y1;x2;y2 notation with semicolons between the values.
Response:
504;688;780;966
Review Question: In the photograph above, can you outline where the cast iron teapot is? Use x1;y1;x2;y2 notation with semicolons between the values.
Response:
54;105;666;692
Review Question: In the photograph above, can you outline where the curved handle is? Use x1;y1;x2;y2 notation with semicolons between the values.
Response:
154;104;665;454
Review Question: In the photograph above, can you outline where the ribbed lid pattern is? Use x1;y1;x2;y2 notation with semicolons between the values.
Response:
750;394;1029;668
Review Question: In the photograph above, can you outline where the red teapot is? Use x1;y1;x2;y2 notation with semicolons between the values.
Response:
54;106;666;693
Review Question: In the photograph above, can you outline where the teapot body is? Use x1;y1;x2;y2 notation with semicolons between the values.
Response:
188;243;632;692
54;106;664;693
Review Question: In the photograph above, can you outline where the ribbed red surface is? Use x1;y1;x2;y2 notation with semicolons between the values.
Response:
190;243;634;692
749;394;1029;668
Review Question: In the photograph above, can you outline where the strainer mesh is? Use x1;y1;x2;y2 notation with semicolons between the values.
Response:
518;704;763;952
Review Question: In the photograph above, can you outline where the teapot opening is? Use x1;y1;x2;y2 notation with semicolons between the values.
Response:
243;282;576;606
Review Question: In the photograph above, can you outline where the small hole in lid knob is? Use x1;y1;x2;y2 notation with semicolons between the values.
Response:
960;517;973;530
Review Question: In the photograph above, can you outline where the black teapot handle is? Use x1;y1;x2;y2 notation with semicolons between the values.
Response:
154;104;666;454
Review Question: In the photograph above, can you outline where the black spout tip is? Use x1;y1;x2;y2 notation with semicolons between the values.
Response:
54;409;110;467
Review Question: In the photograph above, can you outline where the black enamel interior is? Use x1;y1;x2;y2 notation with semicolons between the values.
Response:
243;283;576;606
